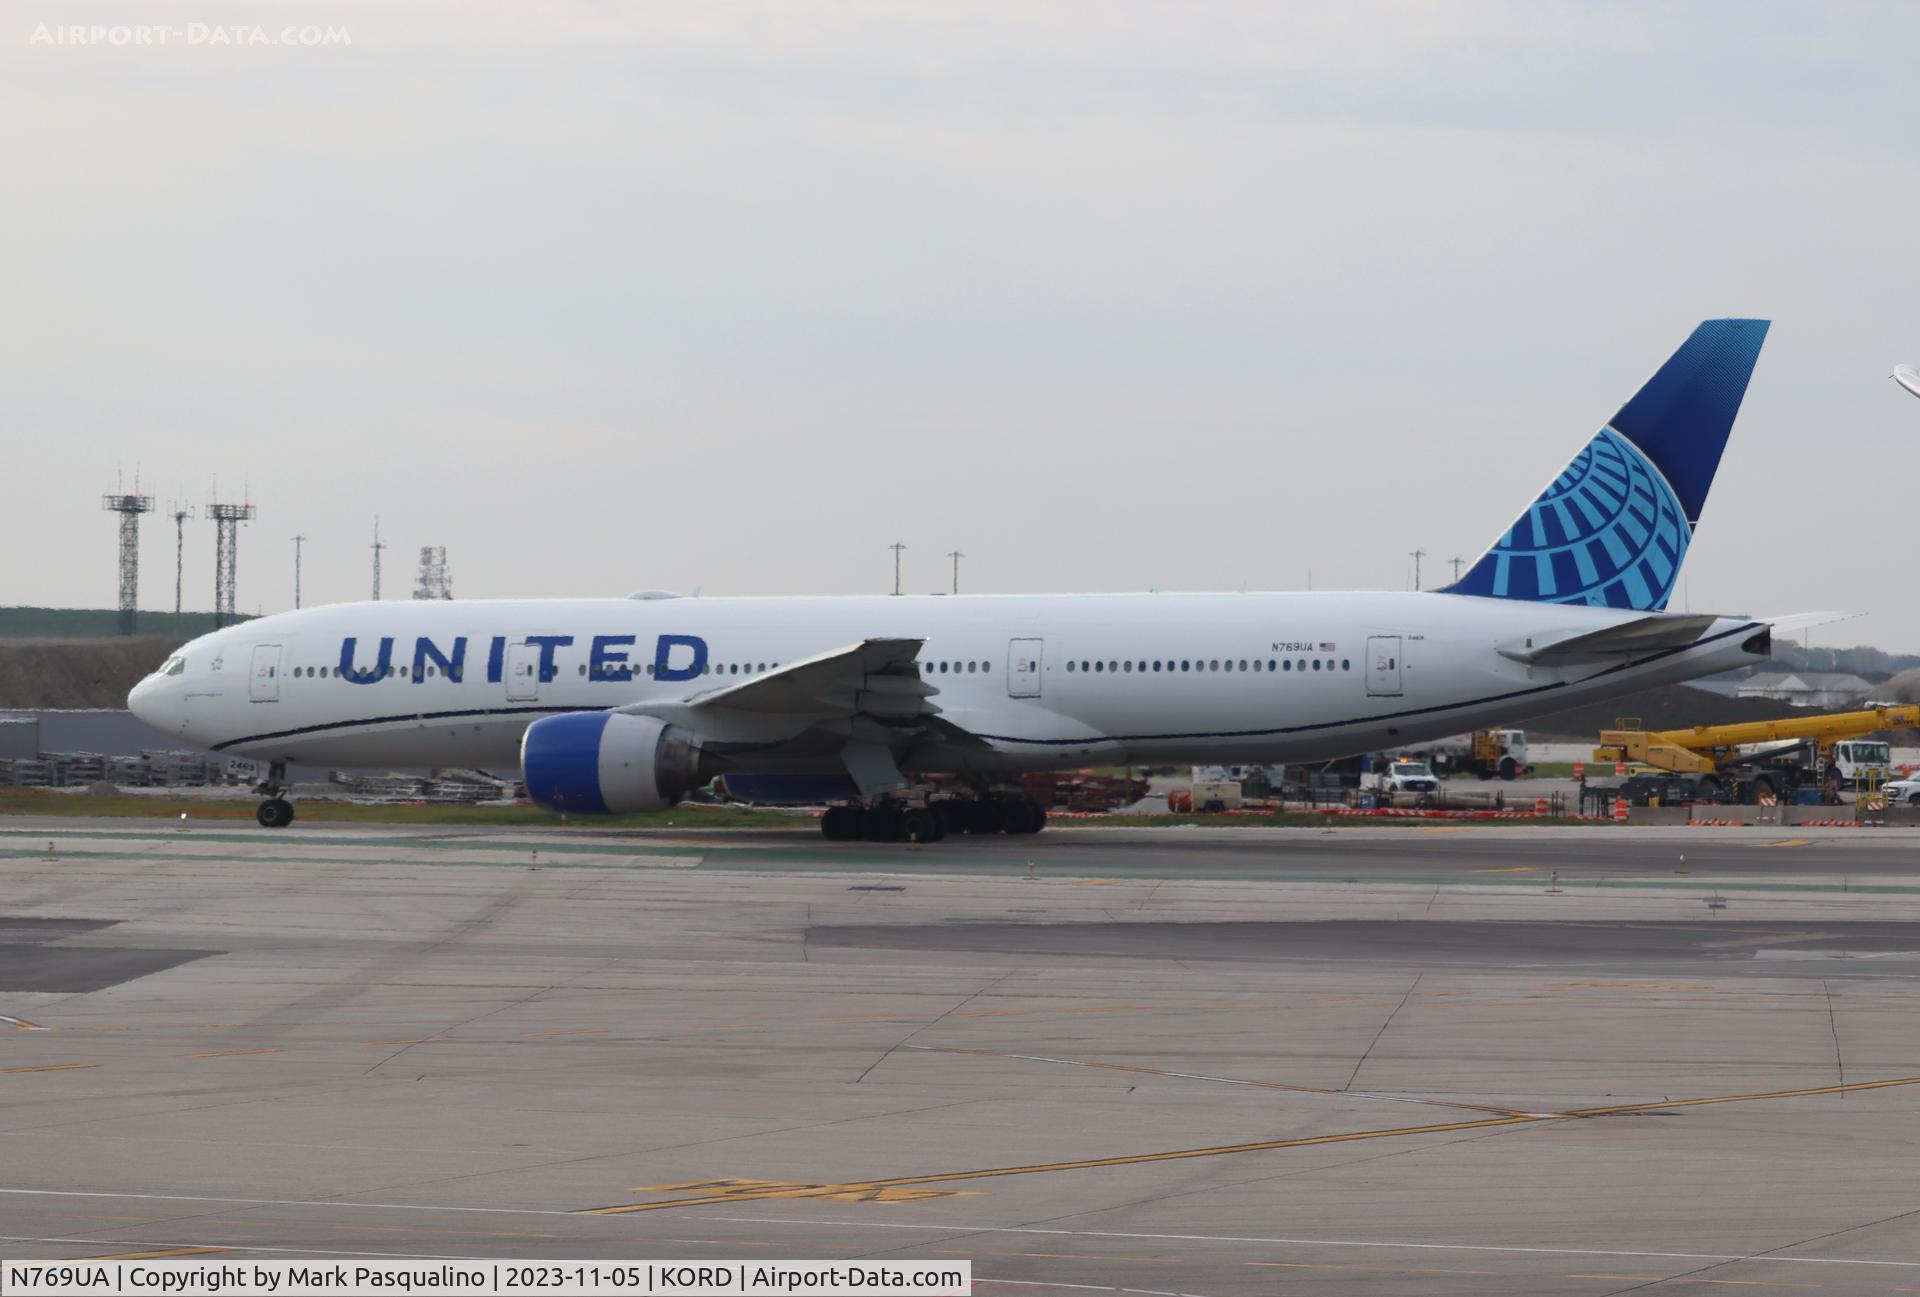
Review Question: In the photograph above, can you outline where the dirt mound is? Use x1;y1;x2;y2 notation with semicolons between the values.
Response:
0;638;181;709
1877;668;1920;704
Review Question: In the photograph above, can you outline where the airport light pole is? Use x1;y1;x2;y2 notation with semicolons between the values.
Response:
169;502;194;616
947;550;963;595
1409;548;1426;591
890;542;906;596
371;516;387;601
291;534;307;609
1449;555;1464;583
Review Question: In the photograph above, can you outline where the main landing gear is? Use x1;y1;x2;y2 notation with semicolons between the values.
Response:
254;761;295;829
820;795;1047;843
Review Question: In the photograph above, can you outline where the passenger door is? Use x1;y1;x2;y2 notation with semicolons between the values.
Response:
1366;635;1403;697
1007;638;1043;698
505;641;541;702
248;644;281;702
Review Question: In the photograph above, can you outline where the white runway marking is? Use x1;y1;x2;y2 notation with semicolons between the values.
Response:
0;1234;462;1260
6;1187;1914;1273
687;1214;1920;1271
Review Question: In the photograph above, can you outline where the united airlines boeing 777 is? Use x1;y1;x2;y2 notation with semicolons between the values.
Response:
131;319;1815;840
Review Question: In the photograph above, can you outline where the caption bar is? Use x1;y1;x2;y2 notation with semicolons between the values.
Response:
0;1260;971;1297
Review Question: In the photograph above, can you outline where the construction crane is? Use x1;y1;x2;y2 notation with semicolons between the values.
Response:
1594;705;1920;805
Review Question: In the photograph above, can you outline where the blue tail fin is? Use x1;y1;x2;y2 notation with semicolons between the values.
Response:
1441;318;1769;610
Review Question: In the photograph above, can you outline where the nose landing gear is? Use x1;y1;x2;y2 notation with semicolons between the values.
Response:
254;762;295;828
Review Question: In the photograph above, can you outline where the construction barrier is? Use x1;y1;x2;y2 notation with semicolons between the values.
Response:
1612;799;1629;823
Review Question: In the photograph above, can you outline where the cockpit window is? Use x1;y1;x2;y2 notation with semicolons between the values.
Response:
159;656;186;677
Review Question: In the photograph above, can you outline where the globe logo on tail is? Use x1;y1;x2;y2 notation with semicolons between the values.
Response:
1483;426;1690;609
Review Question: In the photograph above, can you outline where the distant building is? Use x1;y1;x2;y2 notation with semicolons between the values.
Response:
1734;671;1873;709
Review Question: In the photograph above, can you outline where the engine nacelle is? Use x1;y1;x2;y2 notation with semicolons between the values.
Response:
520;712;705;814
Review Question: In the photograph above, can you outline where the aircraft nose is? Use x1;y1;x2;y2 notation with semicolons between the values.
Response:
128;673;186;735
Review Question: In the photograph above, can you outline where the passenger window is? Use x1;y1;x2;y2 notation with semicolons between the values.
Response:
1123;661;1132;672
967;662;976;673
1094;661;1104;672
1282;660;1291;671
1108;661;1118;673
1152;661;1162;672
1238;659;1248;671
1209;660;1219;671
1342;659;1351;671
1068;661;1076;672
1313;659;1322;671
1181;660;1190;672
940;662;949;673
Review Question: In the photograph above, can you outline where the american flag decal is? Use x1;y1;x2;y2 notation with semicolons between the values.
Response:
1319;642;1336;652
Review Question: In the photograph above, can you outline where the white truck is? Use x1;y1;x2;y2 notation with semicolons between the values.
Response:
1416;728;1529;780
1376;760;1441;797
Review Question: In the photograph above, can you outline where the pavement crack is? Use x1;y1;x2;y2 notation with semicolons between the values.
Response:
1823;978;1846;1095
1344;974;1420;1092
853;972;1017;1085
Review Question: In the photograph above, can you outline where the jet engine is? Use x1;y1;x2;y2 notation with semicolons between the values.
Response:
520;712;707;814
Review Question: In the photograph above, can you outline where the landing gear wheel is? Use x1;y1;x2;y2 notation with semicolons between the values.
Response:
1004;799;1047;835
901;807;941;844
821;806;864;840
256;798;294;829
863;806;903;842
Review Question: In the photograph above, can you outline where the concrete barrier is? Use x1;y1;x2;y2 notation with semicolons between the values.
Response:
1781;805;1862;826
1683;805;1783;826
1625;806;1692;825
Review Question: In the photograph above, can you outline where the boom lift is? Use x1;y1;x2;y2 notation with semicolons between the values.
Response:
1593;705;1919;805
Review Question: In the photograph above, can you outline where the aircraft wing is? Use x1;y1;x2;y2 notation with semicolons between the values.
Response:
1895;365;1920;400
615;637;957;798
675;637;936;720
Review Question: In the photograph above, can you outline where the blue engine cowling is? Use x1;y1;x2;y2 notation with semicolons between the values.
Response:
520;712;705;814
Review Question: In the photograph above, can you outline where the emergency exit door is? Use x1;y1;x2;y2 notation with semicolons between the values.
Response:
248;644;281;702
1007;638;1043;698
1366;635;1402;697
506;642;542;702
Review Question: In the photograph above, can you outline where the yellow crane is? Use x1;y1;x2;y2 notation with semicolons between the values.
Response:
1594;705;1917;802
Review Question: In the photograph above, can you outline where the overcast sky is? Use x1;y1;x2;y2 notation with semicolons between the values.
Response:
6;2;1919;646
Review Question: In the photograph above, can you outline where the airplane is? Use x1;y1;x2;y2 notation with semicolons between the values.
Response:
132;318;1813;841
1895;364;1920;400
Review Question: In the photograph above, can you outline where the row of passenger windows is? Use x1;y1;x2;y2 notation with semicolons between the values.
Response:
1068;657;1350;674
287;656;1350;682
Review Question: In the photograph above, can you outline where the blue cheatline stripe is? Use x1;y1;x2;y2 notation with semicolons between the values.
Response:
208;705;609;751
206;621;1761;755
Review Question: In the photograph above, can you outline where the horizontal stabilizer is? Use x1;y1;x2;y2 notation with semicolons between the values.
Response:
1502;613;1722;666
1757;610;1861;637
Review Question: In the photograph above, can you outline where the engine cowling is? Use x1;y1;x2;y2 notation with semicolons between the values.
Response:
520;712;705;814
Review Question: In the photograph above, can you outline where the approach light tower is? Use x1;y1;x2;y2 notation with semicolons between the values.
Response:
101;486;155;635
413;546;452;600
207;498;257;629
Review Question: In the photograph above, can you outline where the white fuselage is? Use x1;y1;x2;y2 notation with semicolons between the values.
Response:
129;591;1769;778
